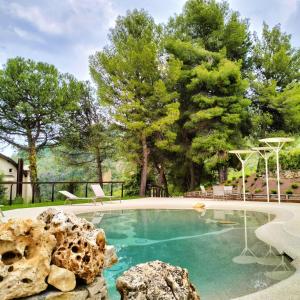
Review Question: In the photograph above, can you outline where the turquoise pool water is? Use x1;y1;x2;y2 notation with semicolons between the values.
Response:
81;209;295;299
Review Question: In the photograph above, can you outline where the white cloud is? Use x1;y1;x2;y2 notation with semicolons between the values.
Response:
7;0;118;36
13;27;44;43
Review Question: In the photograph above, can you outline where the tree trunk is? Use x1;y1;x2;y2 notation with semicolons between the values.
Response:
140;135;149;197
95;146;103;184
155;162;169;196
27;135;40;201
218;166;228;183
189;161;196;191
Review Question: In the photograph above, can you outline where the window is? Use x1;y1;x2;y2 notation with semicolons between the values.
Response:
9;168;13;173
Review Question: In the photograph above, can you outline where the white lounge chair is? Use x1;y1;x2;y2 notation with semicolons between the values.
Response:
213;185;225;200
224;186;233;199
91;184;121;203
200;185;207;196
59;191;97;205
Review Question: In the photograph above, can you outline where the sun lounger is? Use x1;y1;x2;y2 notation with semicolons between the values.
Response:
58;190;97;205
91;184;121;203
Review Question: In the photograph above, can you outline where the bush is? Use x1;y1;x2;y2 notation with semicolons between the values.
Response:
291;183;299;189
286;189;293;195
246;174;250;178
262;182;266;186
232;177;236;181
271;189;277;194
255;188;262;193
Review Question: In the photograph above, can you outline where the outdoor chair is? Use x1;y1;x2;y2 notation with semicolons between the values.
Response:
213;185;225;200
91;184;121;203
200;185;207;196
58;191;97;205
224;186;233;199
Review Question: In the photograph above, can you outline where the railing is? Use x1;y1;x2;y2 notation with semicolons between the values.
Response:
0;181;125;205
184;191;300;202
147;184;168;197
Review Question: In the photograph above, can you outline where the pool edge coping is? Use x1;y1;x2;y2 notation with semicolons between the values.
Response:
3;198;300;300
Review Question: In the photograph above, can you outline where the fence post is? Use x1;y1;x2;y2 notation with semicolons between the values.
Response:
121;183;124;198
9;184;13;205
51;183;55;202
85;183;88;197
110;183;113;196
32;184;35;204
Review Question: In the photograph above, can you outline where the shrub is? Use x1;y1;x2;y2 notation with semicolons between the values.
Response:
232;177;236;181
245;189;249;192
271;189;277;194
262;182;266;186
286;189;293;195
246;174;250;178
291;183;299;189
255;188;262;193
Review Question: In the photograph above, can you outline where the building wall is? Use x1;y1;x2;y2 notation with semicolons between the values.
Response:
0;157;18;200
0;156;32;203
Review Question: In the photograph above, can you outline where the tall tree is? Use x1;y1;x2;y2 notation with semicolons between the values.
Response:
250;23;300;136
167;0;251;67
165;39;250;188
61;81;113;183
90;10;181;196
0;57;80;186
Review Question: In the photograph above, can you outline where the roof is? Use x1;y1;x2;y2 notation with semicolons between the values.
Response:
0;153;18;168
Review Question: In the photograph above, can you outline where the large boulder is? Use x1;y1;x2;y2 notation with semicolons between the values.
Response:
116;260;200;300
38;208;107;284
0;219;56;300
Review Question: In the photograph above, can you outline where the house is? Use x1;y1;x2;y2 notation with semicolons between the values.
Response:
0;154;32;202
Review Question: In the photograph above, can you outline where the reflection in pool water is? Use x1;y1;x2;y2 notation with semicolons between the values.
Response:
80;209;295;300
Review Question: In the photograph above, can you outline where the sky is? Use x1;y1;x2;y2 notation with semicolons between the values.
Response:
0;0;300;155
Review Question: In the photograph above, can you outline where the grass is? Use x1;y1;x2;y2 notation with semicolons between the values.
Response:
1;196;141;211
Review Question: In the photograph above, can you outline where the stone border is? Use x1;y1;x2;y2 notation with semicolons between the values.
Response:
4;198;300;300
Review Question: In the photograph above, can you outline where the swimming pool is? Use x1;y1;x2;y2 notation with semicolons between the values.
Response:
81;209;295;299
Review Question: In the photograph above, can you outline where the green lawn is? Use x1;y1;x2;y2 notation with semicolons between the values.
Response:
1;196;141;211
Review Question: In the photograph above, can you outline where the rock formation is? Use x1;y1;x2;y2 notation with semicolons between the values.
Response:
0;219;56;300
47;264;76;292
116;260;200;300
38;208;107;284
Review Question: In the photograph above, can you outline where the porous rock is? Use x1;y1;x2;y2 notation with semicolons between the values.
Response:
38;208;106;284
116;260;200;300
23;275;107;300
0;219;56;300
104;245;118;268
48;265;76;292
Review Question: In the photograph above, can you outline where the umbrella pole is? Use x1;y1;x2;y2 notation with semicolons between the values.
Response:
265;156;270;202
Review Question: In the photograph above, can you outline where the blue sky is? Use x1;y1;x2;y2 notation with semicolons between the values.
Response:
0;0;299;155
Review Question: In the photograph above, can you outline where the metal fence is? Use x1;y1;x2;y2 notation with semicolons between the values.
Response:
0;181;125;205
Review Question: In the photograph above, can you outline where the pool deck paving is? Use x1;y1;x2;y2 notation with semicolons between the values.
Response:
2;197;300;300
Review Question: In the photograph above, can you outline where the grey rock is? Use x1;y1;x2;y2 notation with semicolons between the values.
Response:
116;260;200;300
